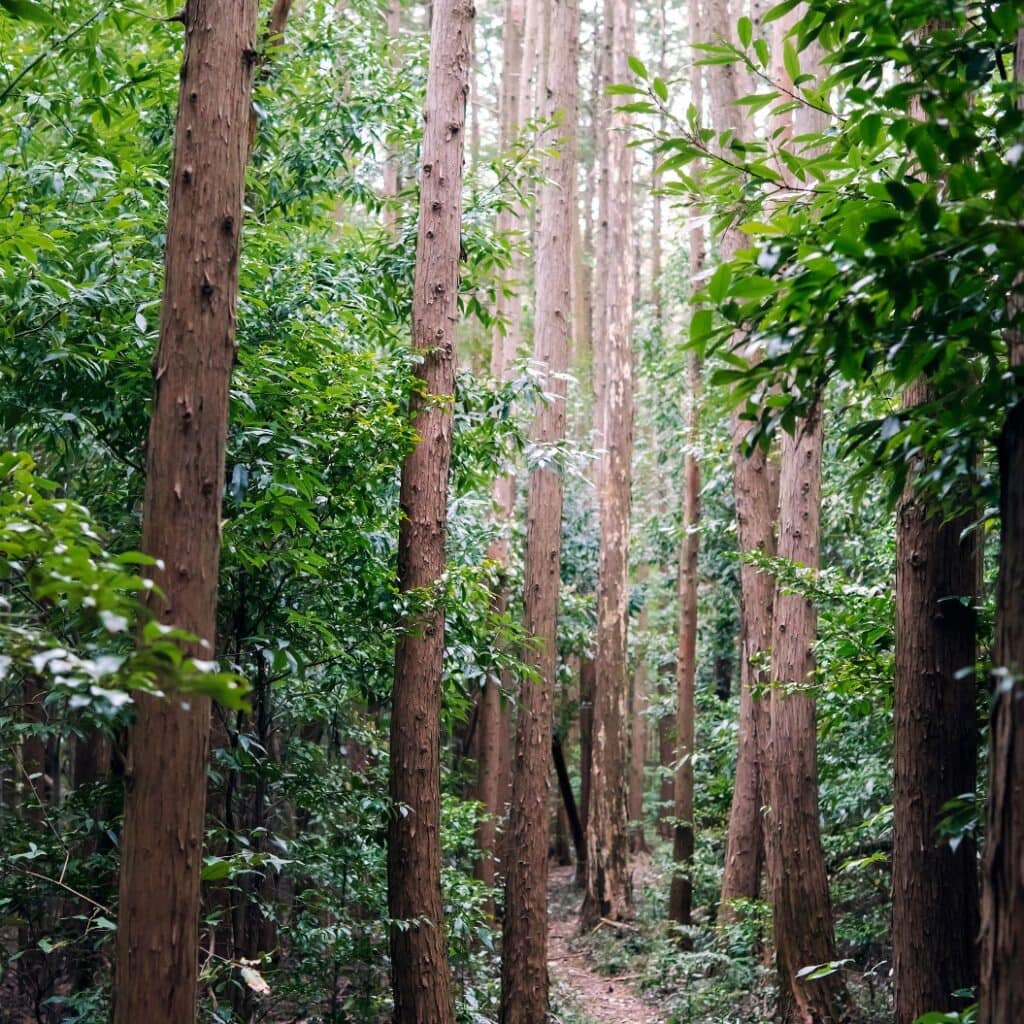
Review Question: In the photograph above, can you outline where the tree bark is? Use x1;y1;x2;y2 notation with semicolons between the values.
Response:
582;0;635;929
628;568;650;854
698;0;776;924
979;35;1024;1020
476;0;527;901
552;734;586;866
577;655;595;886
893;379;979;1024
387;2;472;1021
500;0;577;1016
669;351;700;934
763;401;849;1023
112;0;258;1019
382;0;403;232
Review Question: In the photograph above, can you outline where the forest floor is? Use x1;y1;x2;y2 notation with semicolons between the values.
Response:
547;863;666;1024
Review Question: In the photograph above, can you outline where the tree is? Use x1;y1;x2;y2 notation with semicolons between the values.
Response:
475;0;527;906
500;0;578;1015
701;0;775;923
979;33;1024;1024
113;0;259;1018
893;378;979;1024
628;565;650;855
387;0;473;1019
669;0;703;935
583;0;636;927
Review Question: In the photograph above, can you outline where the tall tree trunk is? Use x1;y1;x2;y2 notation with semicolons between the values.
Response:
500;0;577;1016
669;0;704;930
628;567;650;854
764;402;848;1022
979;34;1024;1021
382;0;403;232
582;0;635;928
669;354;701;933
112;0;258;1019
577;655;595;886
387;1;472;1020
893;380;979;1024
700;0;775;923
477;0;527;901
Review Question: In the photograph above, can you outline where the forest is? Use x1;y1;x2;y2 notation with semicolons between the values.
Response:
1;0;1022;1020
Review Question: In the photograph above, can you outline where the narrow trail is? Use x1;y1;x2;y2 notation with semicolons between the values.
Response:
547;864;665;1024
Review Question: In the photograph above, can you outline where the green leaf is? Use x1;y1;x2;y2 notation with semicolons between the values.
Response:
737;16;753;48
627;55;648;80
652;76;668;102
690;308;714;345
783;40;800;84
762;0;802;25
860;113;881;148
708;263;732;303
0;0;56;23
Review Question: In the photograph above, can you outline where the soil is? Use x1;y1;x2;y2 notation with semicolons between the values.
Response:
547;864;665;1024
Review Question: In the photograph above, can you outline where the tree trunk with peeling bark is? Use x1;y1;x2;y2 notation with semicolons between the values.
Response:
582;0;635;928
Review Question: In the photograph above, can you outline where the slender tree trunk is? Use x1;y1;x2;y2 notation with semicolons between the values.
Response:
657;703;674;840
582;0;635;928
387;2;472;1021
701;0;775;923
764;402;848;1022
477;0;527;900
552;734;586;866
669;353;701;933
628;567;650;854
382;0;403;232
112;1;258;1019
577;655;595;886
979;36;1024;1020
893;380;980;1024
500;0;577;1016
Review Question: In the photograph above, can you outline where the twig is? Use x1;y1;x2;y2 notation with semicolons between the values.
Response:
14;866;107;912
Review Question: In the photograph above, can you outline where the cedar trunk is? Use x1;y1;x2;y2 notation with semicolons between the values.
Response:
703;0;775;921
112;0;257;1018
477;0;527;898
387;2;471;1021
764;402;848;1022
577;656;595;886
583;0;635;928
628;568;649;854
669;353;700;933
893;380;979;1024
500;0;577;1016
979;39;1024;1009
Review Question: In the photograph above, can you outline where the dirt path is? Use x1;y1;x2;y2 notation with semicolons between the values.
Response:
547;864;665;1024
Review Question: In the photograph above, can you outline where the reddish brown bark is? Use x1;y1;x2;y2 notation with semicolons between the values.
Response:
893;379;979;1024
112;0;258;1018
764;402;848;1023
500;0;576;1015
628;568;650;854
577;656;595;886
980;337;1024;1024
582;0;636;929
979;39;1024;1014
476;0;527;900
387;2;472;1021
669;353;700;934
